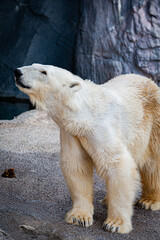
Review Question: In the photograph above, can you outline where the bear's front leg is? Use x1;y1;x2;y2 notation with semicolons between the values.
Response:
102;150;139;234
60;129;94;227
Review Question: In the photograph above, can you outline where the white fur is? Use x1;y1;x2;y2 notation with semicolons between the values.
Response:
15;64;160;234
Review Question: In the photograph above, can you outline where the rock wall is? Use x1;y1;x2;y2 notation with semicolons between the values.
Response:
0;0;160;119
75;0;160;84
0;0;80;99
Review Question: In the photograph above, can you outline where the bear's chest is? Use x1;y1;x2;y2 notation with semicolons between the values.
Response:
79;130;116;164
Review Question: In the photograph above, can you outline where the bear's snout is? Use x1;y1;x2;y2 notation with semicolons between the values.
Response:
14;69;23;80
14;68;30;89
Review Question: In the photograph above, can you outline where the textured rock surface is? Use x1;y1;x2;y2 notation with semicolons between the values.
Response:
1;0;160;98
0;110;160;240
75;0;160;84
0;0;160;119
0;0;80;99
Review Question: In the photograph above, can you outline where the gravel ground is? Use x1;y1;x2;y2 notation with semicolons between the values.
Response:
0;110;160;240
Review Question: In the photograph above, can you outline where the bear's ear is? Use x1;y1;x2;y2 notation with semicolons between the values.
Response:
69;81;81;92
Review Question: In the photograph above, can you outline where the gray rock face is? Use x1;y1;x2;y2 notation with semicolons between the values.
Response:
0;0;160;119
0;0;80;98
75;0;160;84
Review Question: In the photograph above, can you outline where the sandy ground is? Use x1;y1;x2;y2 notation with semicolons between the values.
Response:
0;110;160;240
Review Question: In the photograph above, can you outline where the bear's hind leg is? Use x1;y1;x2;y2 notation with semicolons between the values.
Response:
138;162;160;211
137;121;160;211
60;129;94;227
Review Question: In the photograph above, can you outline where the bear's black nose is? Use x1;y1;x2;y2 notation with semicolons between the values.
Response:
14;69;23;79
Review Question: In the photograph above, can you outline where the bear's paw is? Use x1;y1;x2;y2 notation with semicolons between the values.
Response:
103;218;132;234
137;198;160;211
65;208;93;228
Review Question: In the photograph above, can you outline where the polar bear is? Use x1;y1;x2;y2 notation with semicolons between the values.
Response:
14;64;160;234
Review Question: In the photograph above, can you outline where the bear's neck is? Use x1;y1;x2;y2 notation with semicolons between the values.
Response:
47;83;107;137
48;101;94;137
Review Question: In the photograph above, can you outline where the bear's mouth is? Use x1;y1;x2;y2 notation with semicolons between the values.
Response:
14;68;31;89
15;79;31;89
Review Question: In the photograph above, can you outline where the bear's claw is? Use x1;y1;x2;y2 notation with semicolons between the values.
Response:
137;199;160;211
103;218;132;234
65;209;93;228
103;222;119;233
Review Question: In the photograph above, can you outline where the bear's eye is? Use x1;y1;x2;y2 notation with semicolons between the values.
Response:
41;71;47;75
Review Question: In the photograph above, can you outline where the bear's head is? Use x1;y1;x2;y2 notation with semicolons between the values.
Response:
14;64;82;111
